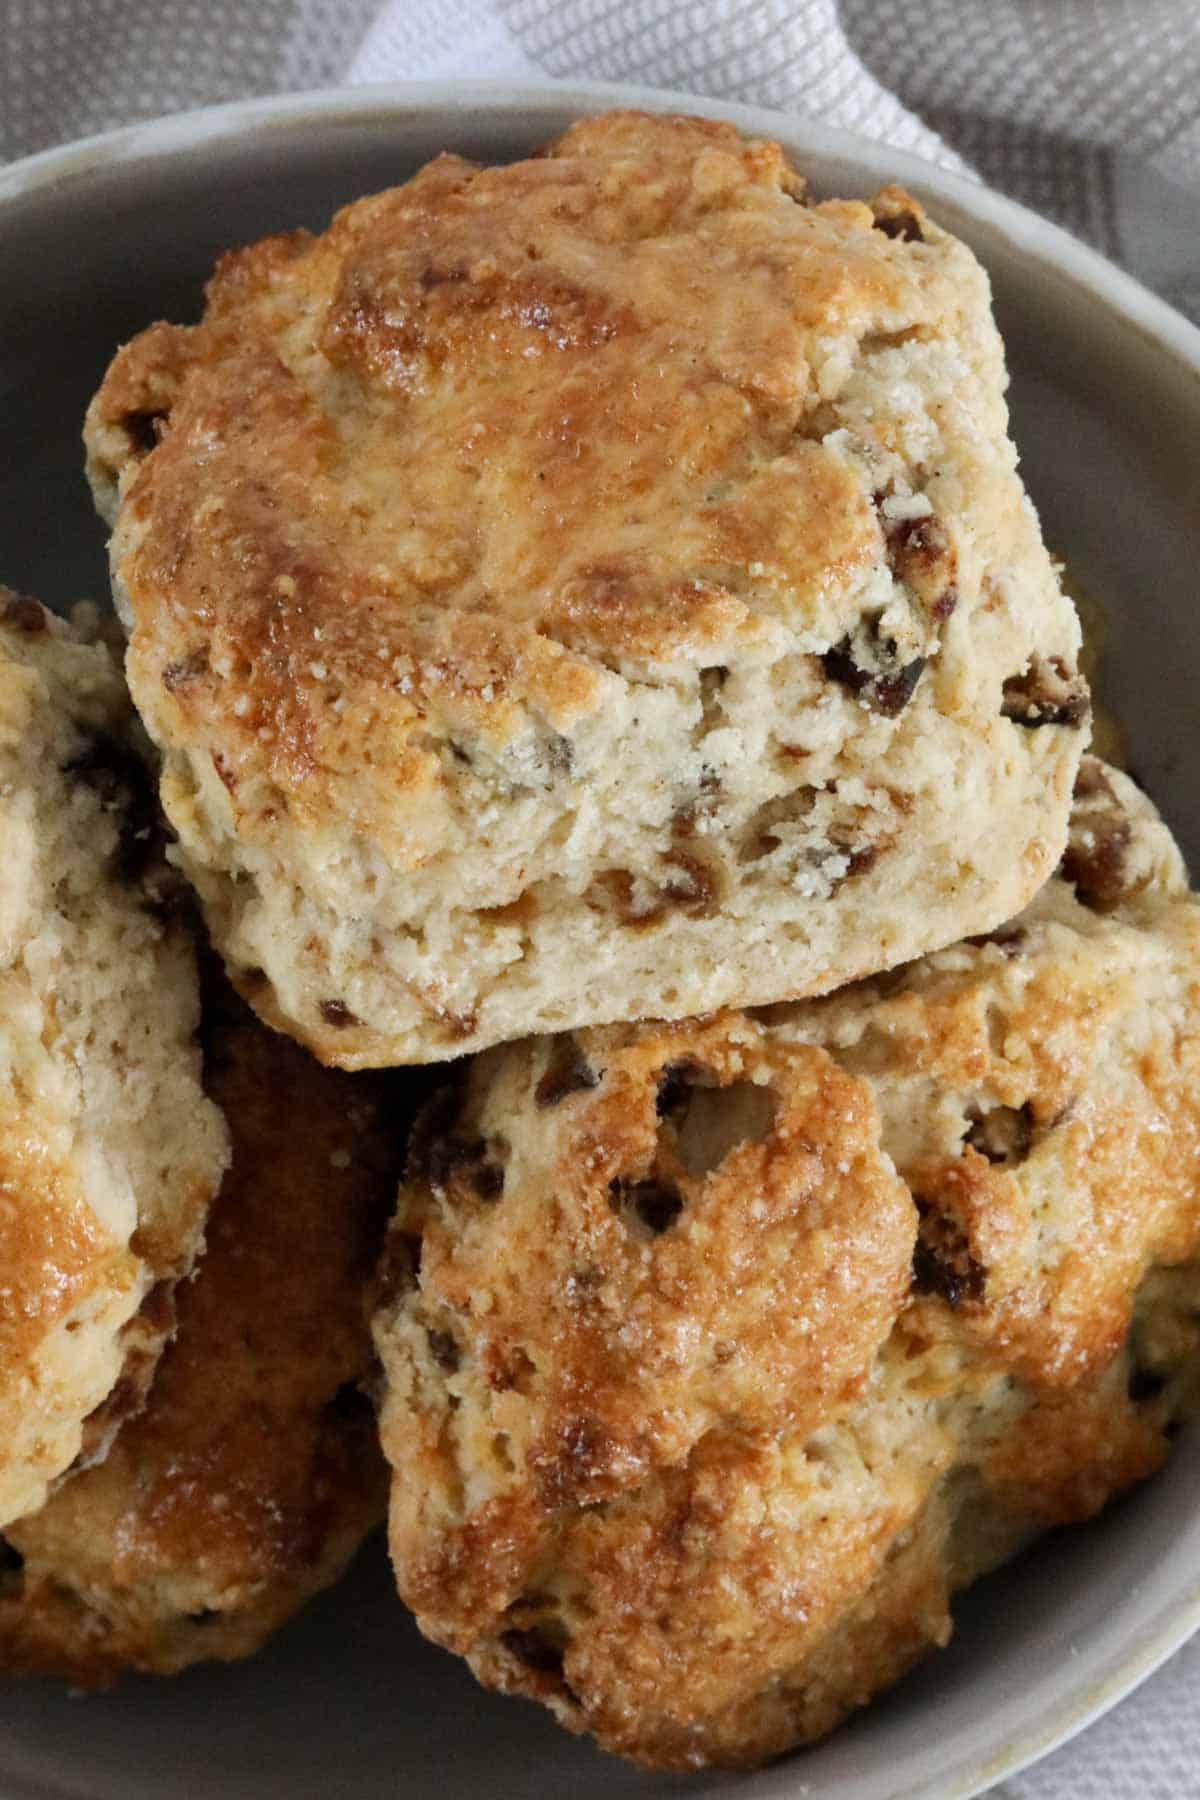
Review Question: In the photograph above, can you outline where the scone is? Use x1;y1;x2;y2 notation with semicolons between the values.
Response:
86;108;1085;1068
372;759;1200;1769
0;588;227;1530
0;982;410;1683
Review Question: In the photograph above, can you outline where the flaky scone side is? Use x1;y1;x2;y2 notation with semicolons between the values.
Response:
372;760;1200;1768
0;986;412;1684
86;109;1084;1066
0;587;227;1529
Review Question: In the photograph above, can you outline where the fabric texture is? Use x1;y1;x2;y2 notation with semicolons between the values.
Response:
2;0;1199;1791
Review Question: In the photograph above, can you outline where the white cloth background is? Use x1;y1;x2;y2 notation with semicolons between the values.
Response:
2;2;1199;1794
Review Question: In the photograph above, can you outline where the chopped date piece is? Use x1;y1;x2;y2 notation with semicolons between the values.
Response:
872;657;926;716
911;1201;986;1309
319;998;360;1029
823;638;926;718
1001;655;1089;729
1062;818;1134;914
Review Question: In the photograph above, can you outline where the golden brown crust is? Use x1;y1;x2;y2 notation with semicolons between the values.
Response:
373;766;1200;1768
0;986;415;1684
805;845;1200;1385
0;1146;114;1369
89;111;939;829
381;1015;914;1643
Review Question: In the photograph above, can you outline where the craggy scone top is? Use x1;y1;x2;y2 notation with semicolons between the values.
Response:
0;591;227;1530
85;109;1082;1061
372;762;1200;1768
88;110;970;759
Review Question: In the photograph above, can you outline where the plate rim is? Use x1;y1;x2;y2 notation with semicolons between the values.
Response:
0;75;1198;377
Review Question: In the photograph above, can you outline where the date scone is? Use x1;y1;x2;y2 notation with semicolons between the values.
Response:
86;109;1085;1068
372;760;1200;1768
0;985;410;1684
0;589;227;1530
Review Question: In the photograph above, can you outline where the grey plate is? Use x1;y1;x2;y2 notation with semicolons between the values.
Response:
2;80;1200;1800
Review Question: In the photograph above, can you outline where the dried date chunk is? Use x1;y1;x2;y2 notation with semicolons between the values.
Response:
881;508;957;620
821;635;925;719
1062;815;1133;914
1061;757;1145;911
838;841;879;881
589;853;721;929
1001;655;1089;729
740;787;818;863
319;998;361;1029
872;657;926;717
911;1201;986;1309
659;850;722;916
821;638;871;697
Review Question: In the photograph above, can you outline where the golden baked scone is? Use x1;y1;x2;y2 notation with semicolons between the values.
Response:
0;589;227;1529
372;758;1200;1768
0;983;410;1683
86;109;1085;1067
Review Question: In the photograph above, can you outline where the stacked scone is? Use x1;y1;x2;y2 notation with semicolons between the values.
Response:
2;109;1198;1774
